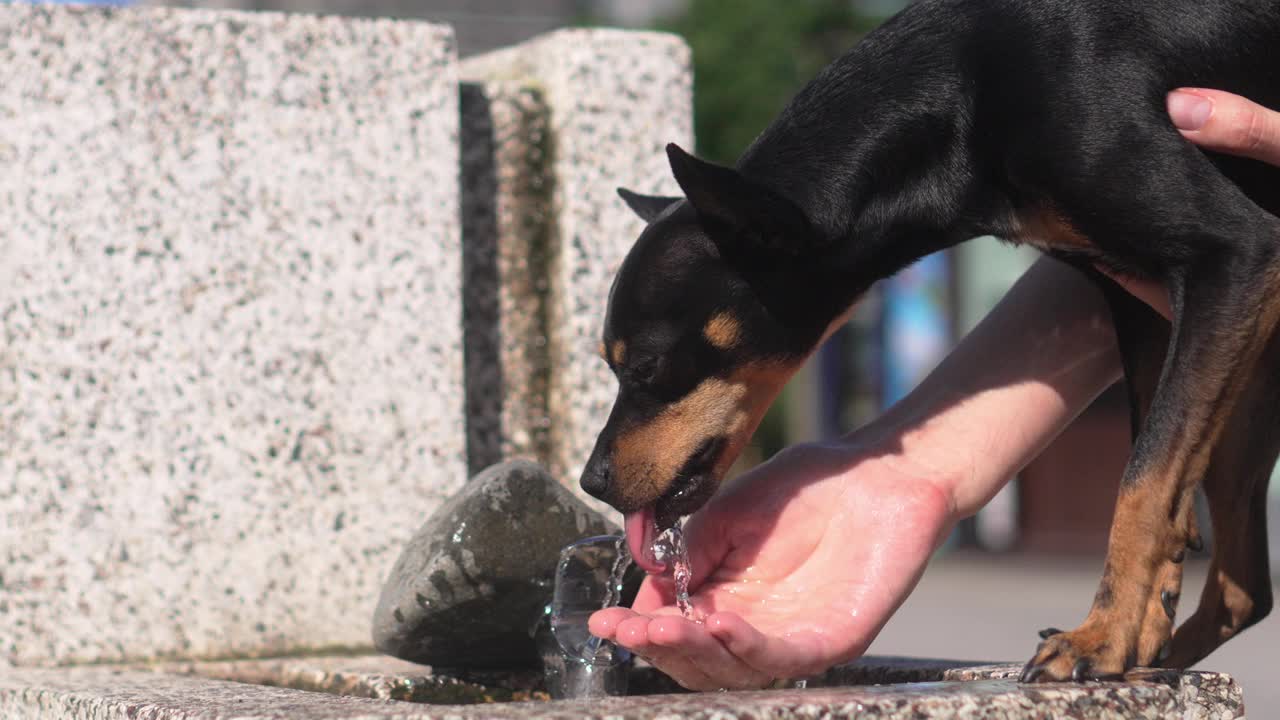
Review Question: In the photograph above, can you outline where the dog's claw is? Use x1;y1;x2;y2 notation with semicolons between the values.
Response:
1038;627;1064;640
1172;548;1185;563
1157;641;1171;664
1187;535;1204;553
1023;627;1129;682
1161;590;1178;620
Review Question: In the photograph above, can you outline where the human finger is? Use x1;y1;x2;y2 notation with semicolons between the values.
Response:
645;615;774;690
611;613;717;689
588;606;637;640
1168;88;1280;166
706;611;834;680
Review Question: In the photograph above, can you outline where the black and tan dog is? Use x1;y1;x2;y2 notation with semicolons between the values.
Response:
579;0;1280;682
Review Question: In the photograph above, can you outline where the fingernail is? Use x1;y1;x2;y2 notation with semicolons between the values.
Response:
1168;91;1213;131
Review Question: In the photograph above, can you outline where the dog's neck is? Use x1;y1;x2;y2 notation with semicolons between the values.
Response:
736;1;983;324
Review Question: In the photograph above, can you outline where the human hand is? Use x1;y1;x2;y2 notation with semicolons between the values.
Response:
1099;89;1280;318
589;437;955;690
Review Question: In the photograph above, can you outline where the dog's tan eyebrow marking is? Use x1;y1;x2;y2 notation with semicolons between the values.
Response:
609;340;627;366
703;313;742;350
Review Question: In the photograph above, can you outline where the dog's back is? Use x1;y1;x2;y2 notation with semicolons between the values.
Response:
966;0;1280;218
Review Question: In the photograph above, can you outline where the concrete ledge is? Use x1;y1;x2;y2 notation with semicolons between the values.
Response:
0;655;1243;719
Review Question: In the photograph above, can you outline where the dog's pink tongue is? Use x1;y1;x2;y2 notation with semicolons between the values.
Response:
625;507;665;574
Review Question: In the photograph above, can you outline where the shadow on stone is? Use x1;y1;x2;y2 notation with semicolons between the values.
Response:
459;81;556;477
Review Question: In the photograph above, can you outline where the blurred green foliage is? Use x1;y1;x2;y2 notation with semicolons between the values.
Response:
657;0;880;164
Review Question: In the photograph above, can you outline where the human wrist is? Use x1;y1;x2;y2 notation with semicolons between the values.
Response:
845;257;1125;522
840;409;970;526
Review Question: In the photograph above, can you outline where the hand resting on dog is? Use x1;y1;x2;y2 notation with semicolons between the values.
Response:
1102;89;1280;319
587;89;1280;691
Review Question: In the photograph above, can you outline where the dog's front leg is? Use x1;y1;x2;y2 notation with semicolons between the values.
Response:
1077;264;1193;668
1022;218;1280;682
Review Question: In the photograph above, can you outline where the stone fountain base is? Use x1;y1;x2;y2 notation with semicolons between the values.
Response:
0;654;1243;719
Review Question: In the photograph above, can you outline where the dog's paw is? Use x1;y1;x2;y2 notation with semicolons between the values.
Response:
1019;626;1130;682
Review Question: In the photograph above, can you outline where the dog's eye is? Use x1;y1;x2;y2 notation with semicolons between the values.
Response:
630;357;661;387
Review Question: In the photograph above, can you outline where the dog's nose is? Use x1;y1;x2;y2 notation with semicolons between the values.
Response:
579;461;612;501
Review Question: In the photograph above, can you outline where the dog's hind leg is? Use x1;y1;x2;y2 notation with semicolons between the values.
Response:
1020;141;1280;682
1160;338;1280;668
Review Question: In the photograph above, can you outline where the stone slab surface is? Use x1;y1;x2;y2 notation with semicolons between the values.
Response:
159;654;551;704
0;4;463;666
0;657;1245;719
461;29;693;509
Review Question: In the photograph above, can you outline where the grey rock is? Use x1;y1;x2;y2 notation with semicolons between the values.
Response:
373;460;619;668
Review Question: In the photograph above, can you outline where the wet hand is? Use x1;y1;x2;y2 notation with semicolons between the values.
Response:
588;439;955;691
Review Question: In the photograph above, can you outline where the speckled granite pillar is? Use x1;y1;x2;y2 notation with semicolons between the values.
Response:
460;30;693;508
0;5;464;665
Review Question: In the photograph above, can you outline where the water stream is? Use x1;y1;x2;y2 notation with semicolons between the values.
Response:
652;520;698;621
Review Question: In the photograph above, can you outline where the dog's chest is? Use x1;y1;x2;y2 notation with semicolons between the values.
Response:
1006;205;1097;255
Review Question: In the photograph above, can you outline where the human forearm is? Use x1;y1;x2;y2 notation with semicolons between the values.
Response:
858;255;1123;519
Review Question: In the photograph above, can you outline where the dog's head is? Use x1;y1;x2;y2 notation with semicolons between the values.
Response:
580;144;846;568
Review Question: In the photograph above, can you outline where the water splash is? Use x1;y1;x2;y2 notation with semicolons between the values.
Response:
545;535;632;698
550;536;632;664
578;536;631;659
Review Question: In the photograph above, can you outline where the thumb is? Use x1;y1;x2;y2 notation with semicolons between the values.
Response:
1168;88;1280;167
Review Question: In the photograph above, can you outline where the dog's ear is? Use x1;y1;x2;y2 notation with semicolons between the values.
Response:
617;187;681;223
665;143;814;258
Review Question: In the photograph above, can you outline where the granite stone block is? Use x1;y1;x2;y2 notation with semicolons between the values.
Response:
0;658;1247;719
460;29;694;509
0;4;463;665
